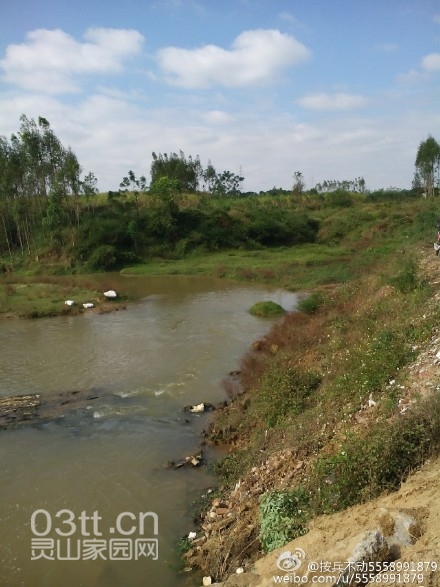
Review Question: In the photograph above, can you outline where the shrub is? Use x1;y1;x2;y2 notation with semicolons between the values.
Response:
88;245;118;270
297;292;325;314
249;301;285;317
259;488;310;552
312;394;440;515
325;190;354;208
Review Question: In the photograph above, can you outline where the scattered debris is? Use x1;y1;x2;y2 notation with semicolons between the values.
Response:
183;402;215;413
103;290;117;298
191;403;206;413
0;394;41;427
64;300;75;306
82;302;94;309
168;451;204;469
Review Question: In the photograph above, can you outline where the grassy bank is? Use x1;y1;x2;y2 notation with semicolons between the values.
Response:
0;278;126;319
121;244;355;290
4;194;439;320
184;217;440;579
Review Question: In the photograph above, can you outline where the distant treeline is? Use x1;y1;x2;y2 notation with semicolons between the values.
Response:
0;115;421;269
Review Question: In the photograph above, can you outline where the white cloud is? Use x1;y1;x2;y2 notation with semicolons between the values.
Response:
201;110;234;125
421;53;440;71
297;92;367;111
157;29;310;88
1;87;437;194
0;28;144;94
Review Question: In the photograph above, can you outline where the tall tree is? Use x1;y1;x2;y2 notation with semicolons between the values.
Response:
150;151;202;192
415;135;440;197
0;115;98;256
119;169;147;227
292;171;305;197
211;170;244;197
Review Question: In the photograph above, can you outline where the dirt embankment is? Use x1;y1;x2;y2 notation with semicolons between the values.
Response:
210;455;440;587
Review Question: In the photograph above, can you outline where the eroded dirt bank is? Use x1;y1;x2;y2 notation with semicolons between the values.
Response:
210;455;440;586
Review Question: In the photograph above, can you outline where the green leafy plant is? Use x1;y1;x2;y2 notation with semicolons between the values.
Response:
297;292;325;314
313;394;440;515
259;488;310;552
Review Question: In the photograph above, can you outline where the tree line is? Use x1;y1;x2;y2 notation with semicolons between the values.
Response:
0;115;97;255
0;114;437;268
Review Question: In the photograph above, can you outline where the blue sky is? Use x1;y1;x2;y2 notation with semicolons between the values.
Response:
1;0;439;192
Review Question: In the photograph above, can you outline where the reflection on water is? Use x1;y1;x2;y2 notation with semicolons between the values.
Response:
0;275;298;587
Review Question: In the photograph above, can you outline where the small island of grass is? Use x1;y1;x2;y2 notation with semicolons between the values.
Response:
249;300;285;317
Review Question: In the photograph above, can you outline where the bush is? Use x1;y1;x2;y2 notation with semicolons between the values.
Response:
259;488;310;552
249;301;285;317
297;292;325;314
313;394;440;514
324;190;354;208
88;245;118;270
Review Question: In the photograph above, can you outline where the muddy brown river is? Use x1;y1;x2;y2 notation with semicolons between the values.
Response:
0;275;298;587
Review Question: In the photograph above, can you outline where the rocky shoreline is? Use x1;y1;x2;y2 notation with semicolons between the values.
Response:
0;388;103;428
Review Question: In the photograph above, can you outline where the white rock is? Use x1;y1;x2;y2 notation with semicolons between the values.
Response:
188;531;197;541
83;303;94;309
64;300;75;306
190;403;205;413
103;290;117;298
202;577;212;586
236;567;244;574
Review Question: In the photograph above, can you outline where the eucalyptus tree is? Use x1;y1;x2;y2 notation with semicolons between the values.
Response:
81;172;98;212
292;171;305;197
415;135;440;197
202;161;217;193
63;148;82;227
148;176;181;243
201;162;244;197
150;151;202;192
0;114;98;255
0;136;13;257
119;169;147;228
3;133;33;253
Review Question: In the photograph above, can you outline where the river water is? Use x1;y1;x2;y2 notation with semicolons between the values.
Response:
0;275;298;587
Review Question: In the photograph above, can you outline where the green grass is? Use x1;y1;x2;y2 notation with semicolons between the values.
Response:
0;280;103;318
249;301;285;317
121;244;355;290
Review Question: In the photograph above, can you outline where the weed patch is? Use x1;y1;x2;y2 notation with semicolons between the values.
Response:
259;488;310;552
297;292;325;314
254;364;321;428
